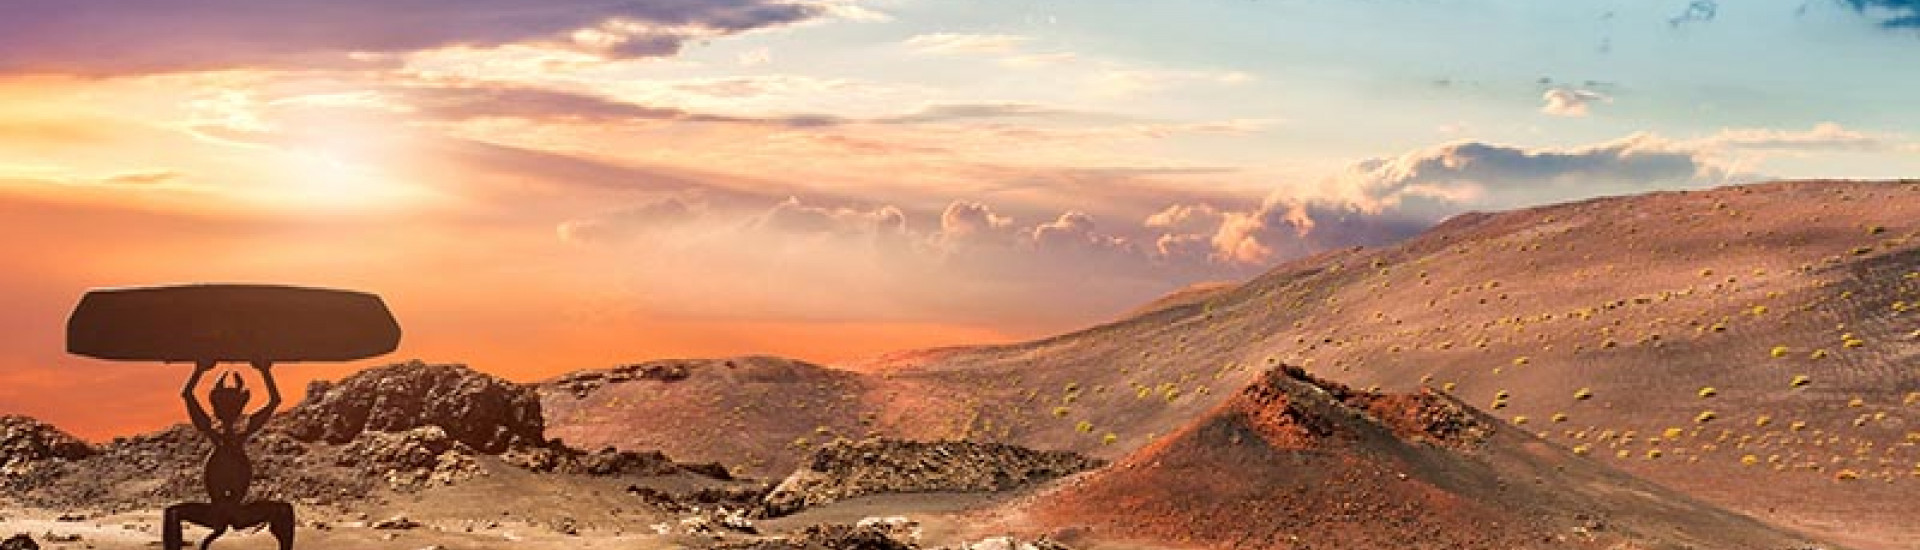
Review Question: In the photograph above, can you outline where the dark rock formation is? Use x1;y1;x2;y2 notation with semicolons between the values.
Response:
277;360;544;453
1;416;94;479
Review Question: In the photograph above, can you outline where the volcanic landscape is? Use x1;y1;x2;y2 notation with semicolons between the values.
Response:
5;180;1918;549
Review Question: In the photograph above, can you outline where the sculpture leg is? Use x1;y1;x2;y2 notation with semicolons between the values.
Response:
231;500;296;550
163;503;217;550
198;524;228;550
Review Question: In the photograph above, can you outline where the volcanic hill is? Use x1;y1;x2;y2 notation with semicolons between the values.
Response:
1019;365;1828;549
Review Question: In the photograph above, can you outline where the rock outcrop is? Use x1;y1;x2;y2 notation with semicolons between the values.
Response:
758;439;1103;517
0;416;94;479
278;360;544;453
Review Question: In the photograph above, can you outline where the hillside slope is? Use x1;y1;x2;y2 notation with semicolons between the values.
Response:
545;180;1920;548
1022;365;1830;549
867;180;1920;549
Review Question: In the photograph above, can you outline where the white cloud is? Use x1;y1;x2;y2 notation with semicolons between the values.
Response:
1540;88;1610;117
904;33;1033;56
1690;122;1887;151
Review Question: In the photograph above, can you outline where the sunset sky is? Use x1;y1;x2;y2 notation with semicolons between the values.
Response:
3;0;1917;439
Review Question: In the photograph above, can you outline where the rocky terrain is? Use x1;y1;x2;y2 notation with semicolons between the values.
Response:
1;362;1101;549
0;416;94;480
758;439;1104;517
1;361;726;512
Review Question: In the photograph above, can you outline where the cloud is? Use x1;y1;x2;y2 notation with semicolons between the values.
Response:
1153;133;1731;265
1840;0;1920;28
99;170;183;186
1328;135;1717;212
0;0;827;75
1690;122;1889;151
1670;0;1720;27
556;197;704;245
403;84;690;123
1671;1;1918;29
904;33;1033;55
1540;88;1610;117
759;197;909;239
398;82;844;127
876;103;1094;124
938;201;1017;246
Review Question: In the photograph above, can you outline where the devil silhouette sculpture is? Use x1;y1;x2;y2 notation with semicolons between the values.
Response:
66;284;402;550
167;361;294;550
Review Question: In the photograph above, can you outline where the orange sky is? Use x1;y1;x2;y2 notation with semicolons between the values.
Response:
0;184;1024;440
5;2;1917;440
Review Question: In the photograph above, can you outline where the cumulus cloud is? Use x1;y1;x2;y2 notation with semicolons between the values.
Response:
760;197;908;239
556;196;704;245
1148;133;1732;265
0;0;826;75
937;201;1017;246
546;126;1884;324
556;194;1220;325
1540;88;1610;117
1320;134;1720;216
